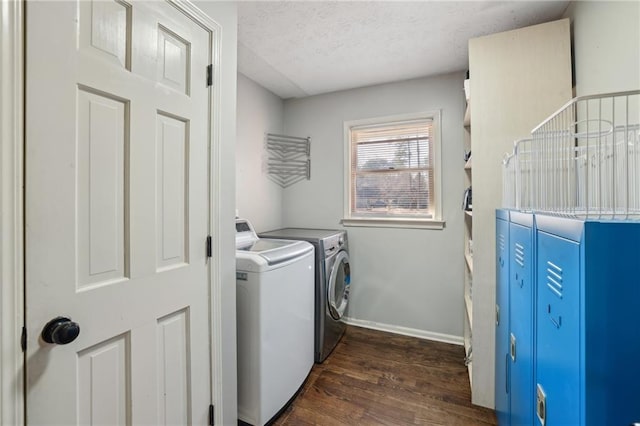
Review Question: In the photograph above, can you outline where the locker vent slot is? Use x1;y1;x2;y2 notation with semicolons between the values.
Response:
514;243;525;267
546;261;563;298
499;233;505;251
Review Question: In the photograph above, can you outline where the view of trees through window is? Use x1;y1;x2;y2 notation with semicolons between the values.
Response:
351;120;433;217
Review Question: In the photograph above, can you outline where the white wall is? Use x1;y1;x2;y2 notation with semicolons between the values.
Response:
564;1;640;95
192;2;237;425
236;73;284;232
282;73;466;340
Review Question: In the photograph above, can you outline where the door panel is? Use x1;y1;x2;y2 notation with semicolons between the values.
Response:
77;334;130;425
25;1;212;424
79;0;131;70
77;88;129;289
157;25;191;94
157;309;191;425
156;112;189;271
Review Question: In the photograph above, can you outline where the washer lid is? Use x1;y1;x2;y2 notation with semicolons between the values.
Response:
237;239;313;265
259;227;344;241
236;218;312;265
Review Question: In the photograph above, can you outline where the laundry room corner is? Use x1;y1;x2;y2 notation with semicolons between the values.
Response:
281;73;467;341
236;73;286;232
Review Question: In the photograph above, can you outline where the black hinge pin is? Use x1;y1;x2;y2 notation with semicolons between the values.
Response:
208;404;214;426
206;235;212;258
21;326;26;352
206;64;213;87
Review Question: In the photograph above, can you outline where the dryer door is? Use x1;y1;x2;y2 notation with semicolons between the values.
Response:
327;250;351;320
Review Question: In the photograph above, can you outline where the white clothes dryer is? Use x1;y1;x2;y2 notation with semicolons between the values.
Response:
235;219;315;426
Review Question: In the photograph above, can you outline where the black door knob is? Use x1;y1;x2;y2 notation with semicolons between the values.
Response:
41;316;80;345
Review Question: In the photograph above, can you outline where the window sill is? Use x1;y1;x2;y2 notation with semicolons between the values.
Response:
341;217;445;230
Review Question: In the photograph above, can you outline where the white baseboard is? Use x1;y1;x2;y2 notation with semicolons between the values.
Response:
342;317;464;346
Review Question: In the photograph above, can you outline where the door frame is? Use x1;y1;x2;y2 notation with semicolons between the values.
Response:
1;0;25;424
0;1;228;424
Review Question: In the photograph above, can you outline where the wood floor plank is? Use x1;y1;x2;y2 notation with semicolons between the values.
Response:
272;325;497;426
326;350;471;394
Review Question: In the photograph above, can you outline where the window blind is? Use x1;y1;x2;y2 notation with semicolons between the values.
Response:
350;119;434;218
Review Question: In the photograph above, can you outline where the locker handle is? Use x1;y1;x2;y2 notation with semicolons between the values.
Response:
505;353;509;394
510;333;516;362
537;384;546;425
548;304;562;328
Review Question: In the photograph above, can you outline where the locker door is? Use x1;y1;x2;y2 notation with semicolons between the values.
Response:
495;215;510;425
535;231;580;426
509;222;534;426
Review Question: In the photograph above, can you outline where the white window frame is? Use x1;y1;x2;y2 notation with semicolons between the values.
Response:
342;111;444;230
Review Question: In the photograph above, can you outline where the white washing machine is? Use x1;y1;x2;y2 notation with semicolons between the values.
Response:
258;228;350;363
235;219;315;426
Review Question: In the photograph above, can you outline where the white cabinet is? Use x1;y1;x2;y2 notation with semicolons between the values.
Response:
466;18;572;408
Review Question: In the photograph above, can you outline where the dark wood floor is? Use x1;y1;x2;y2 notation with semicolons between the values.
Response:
273;325;497;425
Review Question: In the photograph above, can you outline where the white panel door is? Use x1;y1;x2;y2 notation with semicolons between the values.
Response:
25;1;212;424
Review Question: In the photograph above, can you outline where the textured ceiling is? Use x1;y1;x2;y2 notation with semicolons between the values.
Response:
237;1;569;99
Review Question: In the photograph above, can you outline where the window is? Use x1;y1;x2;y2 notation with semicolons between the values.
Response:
343;112;443;229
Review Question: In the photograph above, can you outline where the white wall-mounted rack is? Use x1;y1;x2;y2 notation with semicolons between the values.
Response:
265;133;310;188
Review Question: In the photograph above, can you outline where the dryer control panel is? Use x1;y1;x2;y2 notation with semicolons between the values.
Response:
323;232;347;257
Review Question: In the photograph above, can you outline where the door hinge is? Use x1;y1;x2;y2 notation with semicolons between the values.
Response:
208;404;214;426
206;235;212;258
206;64;213;87
21;326;26;352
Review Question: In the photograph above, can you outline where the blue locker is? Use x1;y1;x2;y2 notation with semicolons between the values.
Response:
535;215;640;426
535;228;580;425
495;209;510;425
508;212;534;426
